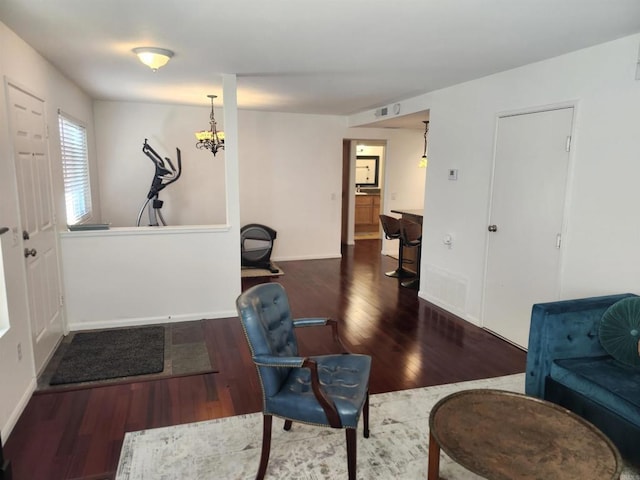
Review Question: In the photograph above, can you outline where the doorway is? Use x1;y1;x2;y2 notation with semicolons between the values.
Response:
7;83;64;373
482;106;574;348
341;140;386;244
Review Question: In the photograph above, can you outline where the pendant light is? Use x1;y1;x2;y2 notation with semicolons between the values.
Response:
419;121;429;168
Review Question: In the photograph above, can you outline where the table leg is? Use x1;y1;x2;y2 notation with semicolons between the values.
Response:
428;431;440;480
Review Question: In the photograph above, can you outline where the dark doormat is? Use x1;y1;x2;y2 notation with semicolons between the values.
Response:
50;326;164;385
37;321;218;393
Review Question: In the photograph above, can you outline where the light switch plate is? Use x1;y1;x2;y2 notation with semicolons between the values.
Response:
448;169;458;180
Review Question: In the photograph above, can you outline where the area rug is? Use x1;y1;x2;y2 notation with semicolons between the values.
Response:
50;326;164;385
115;373;640;479
241;262;284;278
37;321;217;392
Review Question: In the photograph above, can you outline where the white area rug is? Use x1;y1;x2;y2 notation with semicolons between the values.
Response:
116;373;639;479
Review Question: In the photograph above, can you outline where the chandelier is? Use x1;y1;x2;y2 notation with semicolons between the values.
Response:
195;94;225;156
419;120;429;168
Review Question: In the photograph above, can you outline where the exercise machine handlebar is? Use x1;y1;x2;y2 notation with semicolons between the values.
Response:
136;139;183;226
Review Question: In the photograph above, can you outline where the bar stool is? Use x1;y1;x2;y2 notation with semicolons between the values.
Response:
379;214;415;278
399;218;422;289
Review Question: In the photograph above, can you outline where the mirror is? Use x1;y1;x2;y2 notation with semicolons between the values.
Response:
355;155;379;187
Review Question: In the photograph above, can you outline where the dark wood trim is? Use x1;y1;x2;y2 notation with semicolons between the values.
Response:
363;391;370;438
346;428;357;480
302;358;342;428
0;434;12;480
256;415;272;480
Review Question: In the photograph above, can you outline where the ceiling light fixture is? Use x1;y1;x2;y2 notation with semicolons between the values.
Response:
132;47;174;71
195;94;225;156
419;120;429;168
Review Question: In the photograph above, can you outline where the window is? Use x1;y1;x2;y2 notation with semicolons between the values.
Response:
58;112;92;224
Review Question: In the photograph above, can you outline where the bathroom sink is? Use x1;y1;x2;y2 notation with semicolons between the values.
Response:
357;188;380;195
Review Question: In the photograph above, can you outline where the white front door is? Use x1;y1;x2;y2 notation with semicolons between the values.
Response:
483;107;574;349
8;83;64;372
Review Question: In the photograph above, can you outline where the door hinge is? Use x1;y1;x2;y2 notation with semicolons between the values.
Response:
565;136;572;152
556;234;562;249
59;294;64;306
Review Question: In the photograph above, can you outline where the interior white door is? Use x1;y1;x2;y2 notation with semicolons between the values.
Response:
8;83;64;372
483;107;574;349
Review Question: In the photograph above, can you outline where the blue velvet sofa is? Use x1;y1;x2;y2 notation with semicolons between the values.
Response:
525;293;640;466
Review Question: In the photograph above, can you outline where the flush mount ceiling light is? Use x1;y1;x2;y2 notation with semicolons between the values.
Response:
132;47;174;71
419;120;429;168
195;94;225;156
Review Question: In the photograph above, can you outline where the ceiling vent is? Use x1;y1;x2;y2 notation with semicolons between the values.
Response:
374;107;388;117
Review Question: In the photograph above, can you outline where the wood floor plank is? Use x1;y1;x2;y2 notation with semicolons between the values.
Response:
4;240;525;479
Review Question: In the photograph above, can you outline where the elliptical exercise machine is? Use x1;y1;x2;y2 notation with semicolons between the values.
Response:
240;224;279;273
136;139;182;226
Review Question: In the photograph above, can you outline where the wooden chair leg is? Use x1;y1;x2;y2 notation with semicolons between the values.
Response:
427;430;440;480
256;415;272;480
283;419;292;431
346;428;357;480
363;391;370;438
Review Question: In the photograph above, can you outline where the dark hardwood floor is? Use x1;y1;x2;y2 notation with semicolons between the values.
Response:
4;239;526;480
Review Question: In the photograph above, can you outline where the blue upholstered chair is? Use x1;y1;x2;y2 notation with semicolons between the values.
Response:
236;283;372;480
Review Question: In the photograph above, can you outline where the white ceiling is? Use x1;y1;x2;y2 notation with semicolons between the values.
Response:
1;0;640;116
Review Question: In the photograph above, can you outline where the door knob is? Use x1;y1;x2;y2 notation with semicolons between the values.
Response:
24;248;37;258
23;230;30;240
488;225;498;232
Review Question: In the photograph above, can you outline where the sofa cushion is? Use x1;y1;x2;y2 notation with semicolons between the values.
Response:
550;356;640;424
599;297;640;367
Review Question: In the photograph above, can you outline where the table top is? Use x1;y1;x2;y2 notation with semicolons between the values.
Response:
390;208;423;218
429;389;622;480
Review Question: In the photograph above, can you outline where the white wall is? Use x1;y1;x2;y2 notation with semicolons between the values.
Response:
94;101;227;227
238;111;346;260
351;33;640;324
60;226;239;330
95;106;426;261
238;117;424;259
62;75;243;337
0;21;97;438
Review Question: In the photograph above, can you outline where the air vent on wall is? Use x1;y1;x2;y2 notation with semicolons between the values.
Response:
374;107;388;117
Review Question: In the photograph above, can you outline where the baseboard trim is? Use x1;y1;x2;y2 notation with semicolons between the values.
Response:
272;253;342;262
419;292;479;326
2;377;36;441
66;310;237;332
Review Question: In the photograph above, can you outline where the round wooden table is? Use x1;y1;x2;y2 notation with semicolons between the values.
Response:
428;389;622;480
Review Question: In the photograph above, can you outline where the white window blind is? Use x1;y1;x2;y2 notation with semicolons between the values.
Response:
58;112;92;225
